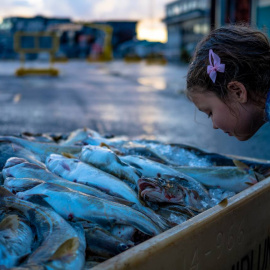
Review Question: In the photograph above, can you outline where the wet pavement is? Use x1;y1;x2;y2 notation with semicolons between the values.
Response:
0;60;269;160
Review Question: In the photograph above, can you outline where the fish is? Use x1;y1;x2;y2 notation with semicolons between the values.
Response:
119;141;173;164
0;142;45;170
173;166;258;192
155;204;196;225
0;213;33;268
0;136;82;162
20;131;56;143
60;128;103;146
0;186;84;270
16;182;163;236
3;157;132;205
110;225;137;242
138;176;208;212
4;177;45;193
45;154;142;204
83;222;134;258
67;222;86;270
80;145;141;186
120;155;210;200
46;154;170;230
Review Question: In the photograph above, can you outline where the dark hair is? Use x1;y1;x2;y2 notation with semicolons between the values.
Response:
186;25;270;107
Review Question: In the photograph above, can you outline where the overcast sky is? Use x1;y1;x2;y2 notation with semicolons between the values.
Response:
0;0;173;21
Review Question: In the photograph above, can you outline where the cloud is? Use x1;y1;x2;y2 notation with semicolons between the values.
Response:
11;0;31;6
0;0;172;21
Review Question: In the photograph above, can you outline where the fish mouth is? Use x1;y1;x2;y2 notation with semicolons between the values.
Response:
4;157;27;168
138;179;161;199
138;179;156;191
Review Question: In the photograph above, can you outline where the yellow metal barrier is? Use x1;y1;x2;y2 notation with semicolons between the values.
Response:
76;23;113;62
14;31;60;76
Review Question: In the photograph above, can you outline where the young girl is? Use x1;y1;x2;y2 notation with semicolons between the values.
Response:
186;25;270;141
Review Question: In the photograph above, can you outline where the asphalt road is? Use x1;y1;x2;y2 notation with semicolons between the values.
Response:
0;60;269;160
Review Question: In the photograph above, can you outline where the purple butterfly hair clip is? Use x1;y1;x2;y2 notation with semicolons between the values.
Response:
207;49;225;83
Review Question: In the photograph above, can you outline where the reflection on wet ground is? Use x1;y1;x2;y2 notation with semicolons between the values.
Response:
0;60;269;160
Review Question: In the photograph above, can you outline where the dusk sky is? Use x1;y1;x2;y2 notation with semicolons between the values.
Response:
0;0;173;42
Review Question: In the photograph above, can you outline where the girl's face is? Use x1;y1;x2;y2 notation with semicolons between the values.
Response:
189;90;265;141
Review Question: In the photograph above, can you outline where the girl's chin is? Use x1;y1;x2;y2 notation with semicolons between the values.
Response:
234;133;254;141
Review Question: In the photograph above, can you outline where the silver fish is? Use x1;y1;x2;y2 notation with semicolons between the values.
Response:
3;157;131;205
4;177;45;192
0;214;33;268
110;225;137;242
174;166;258;192
0;136;82;162
0;187;84;270
0;142;44;170
60;128;102;146
46;154;170;230
119;141;173;164
67;222;86;270
138;176;207;212
83;222;134;258
80;145;141;186
45;154;141;204
17;182;163;236
120;155;209;199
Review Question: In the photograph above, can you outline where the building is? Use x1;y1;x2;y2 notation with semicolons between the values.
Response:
104;21;137;50
0;16;137;60
163;0;211;62
215;0;270;36
164;0;270;62
256;0;270;36
0;16;71;59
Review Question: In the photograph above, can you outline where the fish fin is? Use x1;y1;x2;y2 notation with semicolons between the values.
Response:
116;156;128;166
254;172;265;182
25;194;51;208
0;186;15;197
233;160;250;172
43;182;69;192
22;163;44;169
49;237;79;262
245;182;255;186
135;170;142;178
100;142;111;149
219;198;228;207
115;198;135;207
61;152;76;159
127;161;143;170
0;215;19;231
164;174;188;182
17;252;31;264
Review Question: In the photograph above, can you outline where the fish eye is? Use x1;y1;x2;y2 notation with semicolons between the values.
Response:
118;243;128;251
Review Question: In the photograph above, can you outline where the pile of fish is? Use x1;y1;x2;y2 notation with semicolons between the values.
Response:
0;128;270;269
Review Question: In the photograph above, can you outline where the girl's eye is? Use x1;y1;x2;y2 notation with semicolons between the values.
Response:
208;112;212;118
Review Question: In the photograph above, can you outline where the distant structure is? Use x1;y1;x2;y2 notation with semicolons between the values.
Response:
0;16;137;60
100;21;137;57
0;16;70;59
163;0;210;62
164;0;270;62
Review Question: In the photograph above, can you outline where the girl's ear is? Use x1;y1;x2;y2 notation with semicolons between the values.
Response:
227;81;248;103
